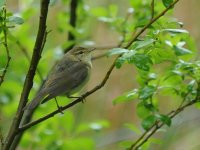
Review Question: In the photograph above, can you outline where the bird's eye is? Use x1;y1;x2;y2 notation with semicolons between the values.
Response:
78;51;84;54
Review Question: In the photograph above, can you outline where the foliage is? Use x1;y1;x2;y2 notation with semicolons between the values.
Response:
1;0;199;150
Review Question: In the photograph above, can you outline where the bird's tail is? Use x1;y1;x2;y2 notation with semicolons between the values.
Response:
20;92;46;128
24;91;46;110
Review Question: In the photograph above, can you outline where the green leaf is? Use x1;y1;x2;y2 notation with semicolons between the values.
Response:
139;85;156;100
162;28;189;34
137;71;157;86
128;54;152;71
162;0;173;8
187;80;196;92
148;73;157;80
133;39;155;50
149;48;176;64
173;45;192;56
136;102;151;119
156;114;171;126
107;48;129;57
172;70;184;77
115;57;126;68
7;16;24;25
113;89;138;105
115;50;145;70
142;115;157;130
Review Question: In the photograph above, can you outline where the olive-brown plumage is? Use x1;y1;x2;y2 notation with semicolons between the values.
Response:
25;47;94;110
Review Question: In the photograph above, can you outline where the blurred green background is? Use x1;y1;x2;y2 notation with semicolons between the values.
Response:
1;0;200;149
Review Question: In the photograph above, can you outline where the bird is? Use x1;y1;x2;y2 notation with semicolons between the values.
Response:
24;46;95;110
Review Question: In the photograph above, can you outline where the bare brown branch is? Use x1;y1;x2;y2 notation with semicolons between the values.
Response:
151;0;155;20
2;0;50;149
65;0;78;52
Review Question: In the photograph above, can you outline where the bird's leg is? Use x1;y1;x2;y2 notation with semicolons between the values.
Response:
54;98;64;114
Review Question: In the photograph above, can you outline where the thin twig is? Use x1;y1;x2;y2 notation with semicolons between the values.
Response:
94;45;119;50
40;30;51;55
119;8;134;47
92;53;107;60
125;0;180;49
2;0;50;149
65;0;78;52
134;124;160;150
0;8;11;87
129;83;200;149
132;99;198;150
151;0;155;20
92;46;118;60
92;9;133;61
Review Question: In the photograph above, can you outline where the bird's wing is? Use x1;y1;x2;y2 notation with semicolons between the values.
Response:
41;58;89;103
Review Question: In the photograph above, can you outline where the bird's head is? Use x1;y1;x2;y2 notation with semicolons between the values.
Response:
68;47;95;66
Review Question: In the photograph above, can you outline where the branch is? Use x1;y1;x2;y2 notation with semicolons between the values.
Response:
65;0;78;52
92;53;107;61
125;0;180;49
8;34;49;150
92;45;118;60
129;68;199;149
8;1;78;148
129;99;198;150
119;8;133;47
92;9;133;61
18;0;180;133
0;8;11;87
19;59;116;132
151;0;155;20
2;0;50;149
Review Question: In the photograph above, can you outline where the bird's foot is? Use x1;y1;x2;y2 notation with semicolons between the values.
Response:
54;98;64;114
57;106;64;114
